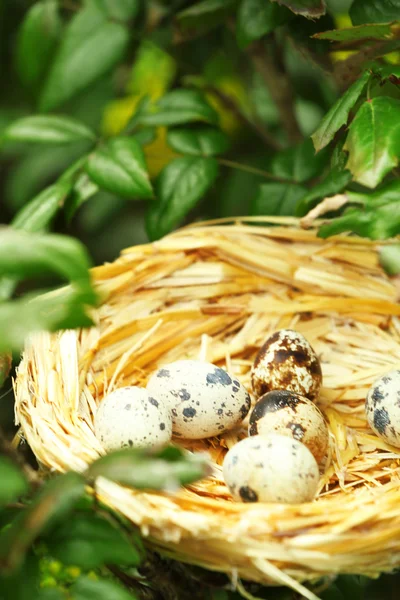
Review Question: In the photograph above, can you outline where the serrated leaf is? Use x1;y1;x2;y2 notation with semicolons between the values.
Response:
380;244;400;275
296;167;352;216
236;0;291;48
166;127;229;156
146;156;218;240
372;63;400;85
139;90;219;127
270;0;326;17
177;0;238;36
271;138;329;183
87;446;210;490
40;5;129;112
344;96;400;188
93;0;139;20
252;183;307;216
318;201;400;240
311;70;370;152
86;137;153;199
2;115;95;146
47;512;141;570
15;1;61;92
0;458;28;508
0;472;85;572
313;22;394;41
71;576;136;600
350;0;400;25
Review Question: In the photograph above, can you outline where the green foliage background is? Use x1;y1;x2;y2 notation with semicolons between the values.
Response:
1;0;400;598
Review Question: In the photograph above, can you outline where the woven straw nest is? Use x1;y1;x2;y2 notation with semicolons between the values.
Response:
14;217;400;599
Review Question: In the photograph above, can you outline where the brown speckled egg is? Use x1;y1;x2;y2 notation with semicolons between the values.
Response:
251;329;322;401
248;390;328;463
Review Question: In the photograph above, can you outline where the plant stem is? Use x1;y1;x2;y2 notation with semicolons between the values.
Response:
218;158;294;184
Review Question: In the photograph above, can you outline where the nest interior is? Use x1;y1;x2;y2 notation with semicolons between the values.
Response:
14;218;400;600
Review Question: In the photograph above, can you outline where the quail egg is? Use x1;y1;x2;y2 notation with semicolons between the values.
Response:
366;369;400;447
251;329;322;401
223;434;319;504
94;386;172;451
248;390;328;463
146;360;251;439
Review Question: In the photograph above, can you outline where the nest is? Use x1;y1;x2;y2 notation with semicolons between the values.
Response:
14;217;400;599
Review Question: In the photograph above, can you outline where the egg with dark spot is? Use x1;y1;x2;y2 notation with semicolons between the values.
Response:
146;360;251;439
95;386;172;451
366;369;400;447
251;329;322;401
248;390;329;463
223;434;319;504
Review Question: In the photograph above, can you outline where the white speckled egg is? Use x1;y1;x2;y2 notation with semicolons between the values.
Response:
366;369;400;447
94;386;172;451
251;329;322;401
248;390;329;463
223;434;319;504
146;360;251;439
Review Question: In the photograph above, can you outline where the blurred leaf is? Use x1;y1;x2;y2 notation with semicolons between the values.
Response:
177;0;238;36
139;90;219;127
86;137;153;199
296;167;352;215
318;201;400;239
167;127;229;156
93;0;140;20
0;553;41;600
380;244;400;275
2;115;95;146
0;458;28;508
64;174;99;223
0;472;85;572
313;22;394;41
134;128;157;146
271;138;329;183
0;353;12;387
40;4;129;112
236;0;291;47
344;97;400;187
334;575;368;599
37;590;67;600
311;70;370;152
146;156;218;239
252;182;307;216
270;0;326;17
350;0;400;25
127;41;176;98
320;584;345;600
71;576;136;600
15;1;61;92
87;445;210;490
47;512;141;570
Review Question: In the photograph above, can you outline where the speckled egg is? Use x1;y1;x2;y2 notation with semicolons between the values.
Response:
146;360;251;439
223;434;319;504
366;369;400;448
248;390;329;463
251;329;322;401
94;386;172;451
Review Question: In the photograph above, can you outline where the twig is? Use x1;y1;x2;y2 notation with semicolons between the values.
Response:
334;39;400;89
218;158;295;184
300;194;349;229
247;39;302;144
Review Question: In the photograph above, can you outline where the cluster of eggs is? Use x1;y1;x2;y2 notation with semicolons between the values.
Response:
95;328;328;505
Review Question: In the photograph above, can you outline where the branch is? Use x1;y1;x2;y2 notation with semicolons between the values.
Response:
218;158;295;184
247;39;303;144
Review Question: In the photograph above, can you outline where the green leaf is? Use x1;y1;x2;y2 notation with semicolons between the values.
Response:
344;96;400;188
269;0;326;17
146;157;218;240
348;179;400;207
0;553;41;600
372;63;400;84
313;22;394;41
87;446;210;490
86;137;153;199
0;353;12;387
0;472;85;572
296;167;352;216
311;70;370;152
167;127;229;156
139;90;219;127
15;1;61;92
71;576;136;600
93;0;140;21
2;115;95;146
350;0;400;25
236;0;291;47
64;174;99;223
177;0;238;35
40;4;129;112
252;183;307;216
380;244;400;275
270;138;329;183
133;128;157;146
318;201;400;240
0;458;28;508
47;512;141;570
